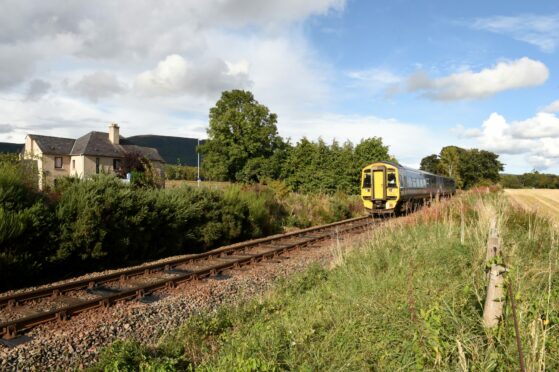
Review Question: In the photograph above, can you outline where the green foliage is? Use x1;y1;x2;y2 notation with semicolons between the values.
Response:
1;167;362;290
199;90;286;182
93;193;559;371
0;159;54;288
91;340;189;372
419;154;440;174
199;90;392;193
165;164;202;181
501;171;559;189
281;137;391;194
421;146;504;189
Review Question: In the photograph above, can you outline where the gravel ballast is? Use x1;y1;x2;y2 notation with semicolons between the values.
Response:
0;229;375;370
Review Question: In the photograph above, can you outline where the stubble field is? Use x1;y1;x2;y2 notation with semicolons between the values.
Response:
505;189;559;222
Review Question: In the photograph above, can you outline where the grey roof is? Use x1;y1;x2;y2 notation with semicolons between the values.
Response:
70;132;122;158
29;131;165;163
28;135;75;155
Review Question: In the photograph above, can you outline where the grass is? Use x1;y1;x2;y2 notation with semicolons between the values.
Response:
165;180;231;190
92;191;559;371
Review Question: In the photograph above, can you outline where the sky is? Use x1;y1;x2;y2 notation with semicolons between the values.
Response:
1;0;559;173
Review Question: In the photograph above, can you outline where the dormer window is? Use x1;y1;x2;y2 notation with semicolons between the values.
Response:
55;157;63;169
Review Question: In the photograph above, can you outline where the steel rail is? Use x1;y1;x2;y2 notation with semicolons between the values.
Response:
1;216;374;340
0;216;370;309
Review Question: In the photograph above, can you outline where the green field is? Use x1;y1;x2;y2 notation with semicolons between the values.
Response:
93;191;559;370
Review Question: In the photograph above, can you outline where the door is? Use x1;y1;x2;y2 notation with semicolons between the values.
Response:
373;169;385;200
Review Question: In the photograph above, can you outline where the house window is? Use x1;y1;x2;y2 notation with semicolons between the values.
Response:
55;157;63;169
96;158;100;174
72;159;76;169
113;159;121;171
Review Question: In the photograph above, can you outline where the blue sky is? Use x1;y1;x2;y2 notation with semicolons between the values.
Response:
1;1;558;173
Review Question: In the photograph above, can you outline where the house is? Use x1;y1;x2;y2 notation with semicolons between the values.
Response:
24;123;165;189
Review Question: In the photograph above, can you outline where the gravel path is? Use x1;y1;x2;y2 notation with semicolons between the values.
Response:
0;227;376;370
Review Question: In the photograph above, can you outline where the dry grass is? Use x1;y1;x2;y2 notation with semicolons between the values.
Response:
505;189;559;222
165;180;231;189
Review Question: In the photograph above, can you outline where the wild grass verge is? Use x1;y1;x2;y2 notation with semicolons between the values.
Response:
92;191;559;371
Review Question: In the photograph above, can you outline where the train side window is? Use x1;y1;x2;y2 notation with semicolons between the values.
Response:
363;173;371;188
387;173;396;187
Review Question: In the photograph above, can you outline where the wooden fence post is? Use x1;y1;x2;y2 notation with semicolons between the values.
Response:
483;218;505;328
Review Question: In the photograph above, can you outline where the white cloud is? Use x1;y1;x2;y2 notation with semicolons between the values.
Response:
72;72;126;102
542;99;559;114
526;155;555;170
451;124;482;138
405;57;548;101
0;0;344;144
472;14;559;52
134;54;252;98
508;112;559;139
466;111;559;171
346;68;402;85
0;0;345;88
477;113;535;154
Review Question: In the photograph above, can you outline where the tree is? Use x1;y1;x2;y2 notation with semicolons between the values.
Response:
427;146;503;189
199;90;286;182
354;137;392;171
419;154;441;174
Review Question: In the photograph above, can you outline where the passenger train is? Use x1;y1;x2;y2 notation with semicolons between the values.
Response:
361;161;455;215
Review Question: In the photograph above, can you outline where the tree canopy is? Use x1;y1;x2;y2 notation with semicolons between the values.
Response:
420;146;503;189
200;90;393;194
501;171;559;189
199;90;286;182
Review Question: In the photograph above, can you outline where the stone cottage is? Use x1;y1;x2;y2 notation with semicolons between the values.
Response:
24;123;165;189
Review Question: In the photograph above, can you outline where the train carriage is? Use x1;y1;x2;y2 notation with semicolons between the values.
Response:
361;161;455;215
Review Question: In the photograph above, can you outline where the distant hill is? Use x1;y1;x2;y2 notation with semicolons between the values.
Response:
0;142;23;153
125;135;205;166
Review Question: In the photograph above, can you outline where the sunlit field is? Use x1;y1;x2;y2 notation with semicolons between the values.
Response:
505;189;559;222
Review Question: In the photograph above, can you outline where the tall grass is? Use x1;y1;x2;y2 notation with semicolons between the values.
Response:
93;191;559;371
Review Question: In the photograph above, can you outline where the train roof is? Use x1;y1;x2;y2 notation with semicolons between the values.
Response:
366;161;455;181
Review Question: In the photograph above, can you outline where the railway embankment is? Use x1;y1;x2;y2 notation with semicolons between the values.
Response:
91;191;559;370
0;216;376;369
0;165;362;292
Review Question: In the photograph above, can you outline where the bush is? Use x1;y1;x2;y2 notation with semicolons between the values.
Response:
1;170;363;290
0;161;55;288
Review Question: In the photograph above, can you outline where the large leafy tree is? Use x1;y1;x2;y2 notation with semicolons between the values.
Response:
200;90;286;182
419;154;441;174
422;146;503;189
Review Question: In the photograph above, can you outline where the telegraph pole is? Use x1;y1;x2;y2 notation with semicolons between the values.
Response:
197;138;200;187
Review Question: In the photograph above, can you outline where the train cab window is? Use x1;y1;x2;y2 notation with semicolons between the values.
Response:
363;173;371;188
387;173;396;187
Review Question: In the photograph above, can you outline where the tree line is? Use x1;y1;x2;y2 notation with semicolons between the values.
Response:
420;146;503;189
199;90;395;194
501;172;559;189
200;90;505;192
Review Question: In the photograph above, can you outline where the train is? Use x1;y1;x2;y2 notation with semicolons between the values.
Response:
361;161;456;215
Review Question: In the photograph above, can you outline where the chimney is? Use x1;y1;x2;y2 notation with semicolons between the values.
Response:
109;123;120;144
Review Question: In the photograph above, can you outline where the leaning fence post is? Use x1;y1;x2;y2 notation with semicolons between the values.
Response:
483;218;505;328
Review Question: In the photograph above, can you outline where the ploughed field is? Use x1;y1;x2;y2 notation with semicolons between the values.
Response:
505;189;559;221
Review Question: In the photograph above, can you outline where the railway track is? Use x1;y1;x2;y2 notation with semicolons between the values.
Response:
1;215;376;342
